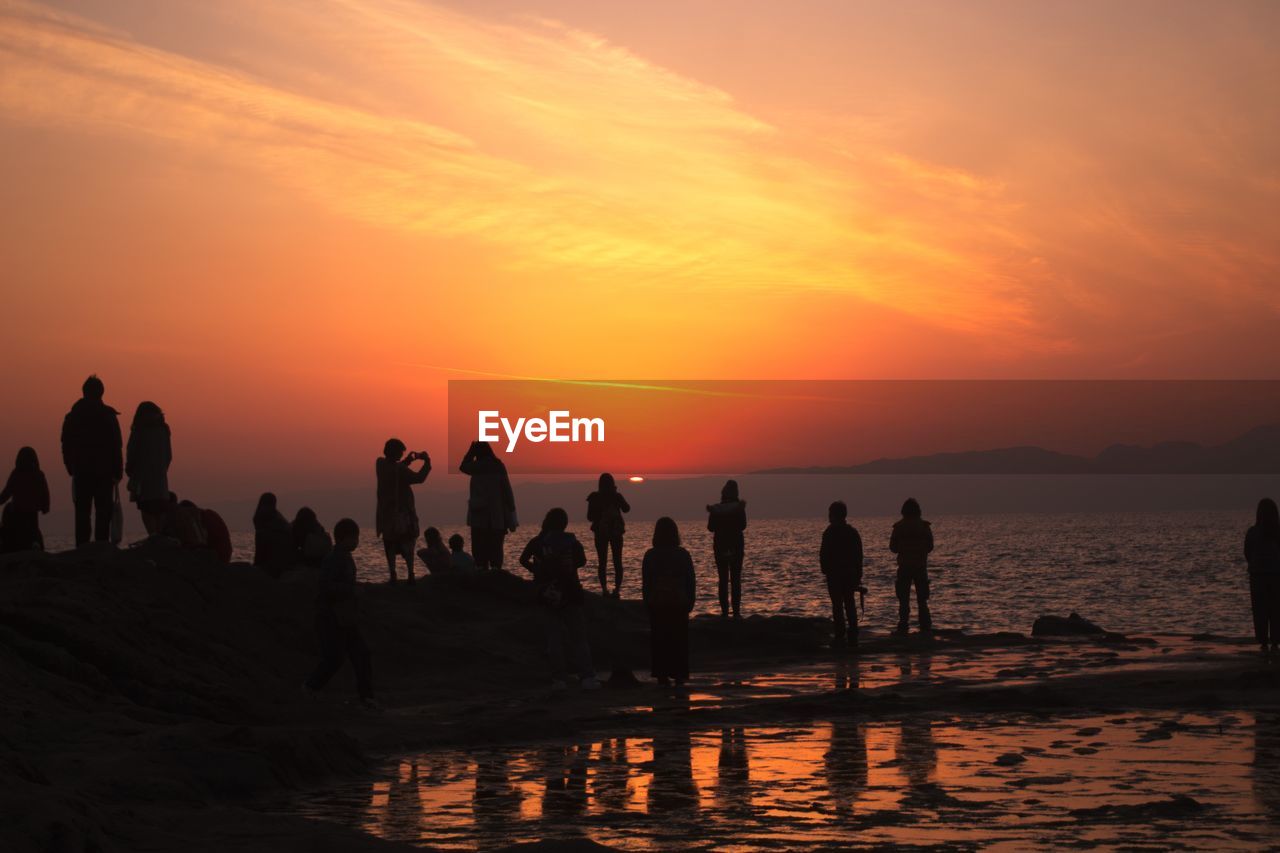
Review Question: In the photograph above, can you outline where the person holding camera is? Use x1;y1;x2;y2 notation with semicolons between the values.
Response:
375;438;431;583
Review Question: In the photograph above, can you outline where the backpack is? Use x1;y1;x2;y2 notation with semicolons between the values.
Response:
536;532;577;608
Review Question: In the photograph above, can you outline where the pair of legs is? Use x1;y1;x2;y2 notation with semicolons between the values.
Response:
649;606;689;684
827;574;859;644
715;545;743;617
136;497;169;537
595;531;623;597
306;610;374;701
1250;573;1280;651
72;476;113;546
895;566;932;633
384;535;415;582
471;527;506;570
542;603;593;683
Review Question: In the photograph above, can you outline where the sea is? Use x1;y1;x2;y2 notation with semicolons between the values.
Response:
49;510;1257;638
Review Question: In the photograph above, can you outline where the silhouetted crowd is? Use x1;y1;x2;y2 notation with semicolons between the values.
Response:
3;375;1279;710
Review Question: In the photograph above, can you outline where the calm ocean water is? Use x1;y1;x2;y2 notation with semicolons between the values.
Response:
43;510;1256;637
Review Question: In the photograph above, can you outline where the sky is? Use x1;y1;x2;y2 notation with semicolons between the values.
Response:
2;0;1279;502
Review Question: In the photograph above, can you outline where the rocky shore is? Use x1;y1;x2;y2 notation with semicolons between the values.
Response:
3;544;1278;851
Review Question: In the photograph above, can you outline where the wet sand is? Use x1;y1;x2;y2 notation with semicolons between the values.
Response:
3;543;1279;851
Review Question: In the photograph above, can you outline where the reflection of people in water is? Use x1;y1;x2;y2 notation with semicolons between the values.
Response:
825;718;869;819
897;718;939;792
473;752;520;836
833;658;861;691
592;737;632;815
540;743;589;823
1253;714;1280;827
379;760;427;842
716;726;751;817
650;727;698;815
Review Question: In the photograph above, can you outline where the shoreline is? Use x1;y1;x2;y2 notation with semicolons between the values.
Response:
3;543;1278;851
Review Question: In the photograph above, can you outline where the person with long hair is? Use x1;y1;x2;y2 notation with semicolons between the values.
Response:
889;497;934;635
460;440;516;571
292;506;332;568
706;479;747;618
0;446;50;552
586;472;631;598
253;491;294;576
125;401;172;536
1245;498;1280;657
375;439;431;583
642;517;696;687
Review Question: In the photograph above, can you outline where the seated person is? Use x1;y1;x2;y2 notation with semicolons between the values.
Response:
448;533;477;572
417;526;453;574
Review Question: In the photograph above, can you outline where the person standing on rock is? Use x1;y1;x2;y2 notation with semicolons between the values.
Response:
376;439;431;583
460;440;516;571
641;517;696;687
587;472;631;598
889;497;934;636
1245;497;1280;657
707;479;747;618
60;375;123;546
820;500;863;648
305;518;379;710
125;401;172;536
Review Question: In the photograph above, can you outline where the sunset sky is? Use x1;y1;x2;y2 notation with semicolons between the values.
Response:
2;0;1279;499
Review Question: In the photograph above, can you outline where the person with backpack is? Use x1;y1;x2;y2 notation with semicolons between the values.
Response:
292;506;332;568
889;497;934;635
1245;498;1280;657
706;479;747;618
305;518;379;710
125;401;173;536
586;473;631;598
820;500;864;648
641;517;696;687
60;375;123;546
519;507;599;690
0;447;50;553
375;439;431;583
460;440;516;571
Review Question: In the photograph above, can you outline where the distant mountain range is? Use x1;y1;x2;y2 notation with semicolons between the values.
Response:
758;425;1280;475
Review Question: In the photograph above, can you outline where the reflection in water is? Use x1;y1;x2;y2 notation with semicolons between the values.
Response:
717;726;751;819
293;710;1280;851
825;718;868;820
1254;714;1280;824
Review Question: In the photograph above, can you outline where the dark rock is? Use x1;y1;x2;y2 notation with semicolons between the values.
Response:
1032;612;1106;636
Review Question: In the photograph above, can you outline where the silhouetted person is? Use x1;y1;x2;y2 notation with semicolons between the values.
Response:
707;479;747;618
252;492;294;576
201;504;232;563
417;526;452;575
642;517;696;687
890;497;934;635
1245;498;1280;656
448;533;476;572
375;439;431;583
587;472;631;598
292;506;332;568
60;375;122;546
519;507;598;690
820;500;864;648
0;447;50;553
124;401;172;536
460;440;516;570
305;518;378;709
164;495;207;549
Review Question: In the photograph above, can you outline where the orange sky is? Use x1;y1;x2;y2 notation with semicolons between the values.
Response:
2;0;1279;499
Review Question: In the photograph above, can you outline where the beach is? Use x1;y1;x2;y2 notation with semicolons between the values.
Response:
3;541;1279;851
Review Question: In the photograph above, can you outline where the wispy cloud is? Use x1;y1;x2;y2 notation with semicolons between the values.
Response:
0;0;1050;340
